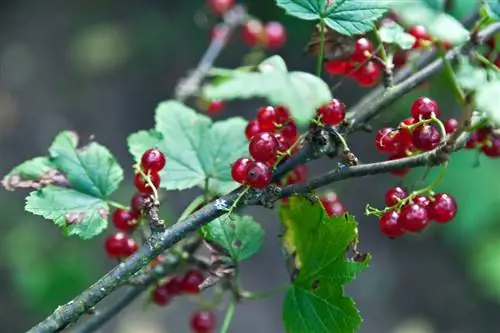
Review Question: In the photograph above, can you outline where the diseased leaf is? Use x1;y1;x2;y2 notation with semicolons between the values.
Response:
476;81;500;126
25;186;108;239
204;55;331;125
280;198;370;333
128;101;248;194
201;214;264;262
276;0;389;36
378;21;416;50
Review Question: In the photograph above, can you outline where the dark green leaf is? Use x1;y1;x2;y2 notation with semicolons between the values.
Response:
204;56;331;125
201;214;264;262
476;81;500;126
280;198;370;333
25;186;109;239
128;101;248;194
422;0;445;11
378;21;416;50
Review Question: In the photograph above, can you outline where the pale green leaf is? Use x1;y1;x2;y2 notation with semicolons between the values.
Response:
476;81;500;126
378;21;416;50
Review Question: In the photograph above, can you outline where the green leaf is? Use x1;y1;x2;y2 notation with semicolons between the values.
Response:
485;0;500;20
476;80;500;126
378;21;416;50
276;0;389;36
280;198;370;333
201;214;264;262
455;57;488;92
2;157;58;191
48;131;123;198
204;56;331;125
25;186;109;239
422;0;445;11
390;1;469;44
128;101;248;194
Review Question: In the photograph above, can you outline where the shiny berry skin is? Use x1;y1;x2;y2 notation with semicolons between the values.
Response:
408;25;431;48
413;195;431;207
130;193;149;215
241;19;265;46
207;100;224;114
275;105;290;122
190;310;216;333
208;0;234;15
412;124;441;151
444;118;458;134
134;171;160;194
428;193;457;223
316;98;346;126
398;203;429;232
231;157;252;184
325;60;352;75
351;37;373;62
104;232;128;258
410;97;440;120
397;117;416;148
384;186;408;207
393;50;409;68
181;269;204;294
141;148;166;172
152;283;171;306
281;121;298;139
388;152;411;176
274;133;289;152
257;106;279;131
481;136;500;157
265;21;287;49
375;128;398;153
245;119;264;140
379;211;405;238
165;276;183;296
466;128;489;148
245;161;272;188
249;132;279;163
112;208;138;232
123;238;139;257
352;61;381;87
320;192;346;217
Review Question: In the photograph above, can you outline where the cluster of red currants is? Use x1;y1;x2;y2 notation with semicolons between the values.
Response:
320;191;347;217
379;186;458;238
374;96;458;177
104;149;165;259
151;267;215;332
465;126;500;157
231;105;298;188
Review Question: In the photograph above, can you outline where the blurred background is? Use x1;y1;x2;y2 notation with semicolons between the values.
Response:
1;0;499;332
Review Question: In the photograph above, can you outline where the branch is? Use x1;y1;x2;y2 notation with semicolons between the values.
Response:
27;21;500;333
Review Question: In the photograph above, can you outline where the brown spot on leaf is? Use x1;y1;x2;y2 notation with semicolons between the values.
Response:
229;223;236;230
2;169;70;191
98;208;109;219
66;212;85;225
233;239;242;248
311;279;320;290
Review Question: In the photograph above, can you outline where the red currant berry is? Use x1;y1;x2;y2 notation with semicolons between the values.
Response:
275;105;290;122
465;130;487;149
413;195;431;207
316;98;346;126
245;161;272;188
141;148;166;173
181;269;205;294
444;118;458;134
241;19;265;46
208;0;234;15
325;60;353;75
112;208;138;232
249;132;279;164
408;25;431;48
165;276;183;296
207;100;224;114
379;211;405;238
274;133;289;152
481;136;500;157
245;119;264;140
286;165;308;185
351;37;373;62
384;186;408;207
104;232;128;258
388;152;411;177
231;157;252;184
428;193;457;223
375;128;399;153
393;50;409;68
130;193;149;215
320;192;346;217
123;238;139;257
257;106;279;131
190;310;216;333
410;97;440;120
352;61;381;87
412;124;441;151
265;21;287;49
396;117;416;147
134;171;160;194
152;283;171;306
398;203;429;232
